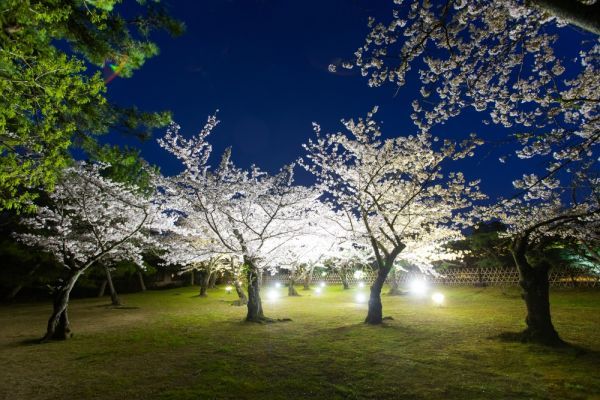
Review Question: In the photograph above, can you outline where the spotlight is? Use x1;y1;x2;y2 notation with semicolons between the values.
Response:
432;292;445;306
319;281;326;288
225;285;232;294
355;293;367;303
409;279;428;296
358;282;365;288
275;282;281;288
315;287;322;295
266;289;278;301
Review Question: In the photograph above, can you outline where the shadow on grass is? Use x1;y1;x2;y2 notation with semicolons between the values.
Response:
491;331;600;357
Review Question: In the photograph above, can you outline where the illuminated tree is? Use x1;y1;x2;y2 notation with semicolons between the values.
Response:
336;0;598;187
1;0;183;212
302;109;484;324
159;116;318;322
477;175;599;345
16;163;165;341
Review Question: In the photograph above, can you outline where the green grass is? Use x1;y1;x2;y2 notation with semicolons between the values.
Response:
1;285;599;400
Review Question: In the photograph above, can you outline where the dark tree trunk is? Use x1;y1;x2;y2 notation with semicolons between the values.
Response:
303;264;315;290
209;270;218;288
190;270;195;286
245;258;265;322
512;238;563;346
104;266;121;306
365;264;391;324
339;266;350;290
288;275;300;296
199;269;211;297
97;280;107;297
42;271;82;342
387;266;402;296
234;279;248;306
137;270;147;292
529;0;600;35
6;263;41;300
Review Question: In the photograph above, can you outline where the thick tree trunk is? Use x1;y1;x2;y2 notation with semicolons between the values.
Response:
303;264;315;290
387;266;402;295
137;270;147;292
512;238;563;346
245;258;265;322
234;279;248;306
365;264;391;324
199;269;211;297
97;280;108;297
104;266;121;306
529;0;600;35
42;271;82;342
288;276;300;296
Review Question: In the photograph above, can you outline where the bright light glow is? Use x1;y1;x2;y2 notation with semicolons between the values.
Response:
225;285;232;293
275;282;281;288
355;293;367;303
353;270;365;279
319;281;326;288
432;292;445;305
321;271;327;277
358;281;365;288
266;289;279;301
409;279;428;296
315;287;322;295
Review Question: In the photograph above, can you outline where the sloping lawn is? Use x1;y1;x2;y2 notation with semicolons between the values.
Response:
0;285;599;400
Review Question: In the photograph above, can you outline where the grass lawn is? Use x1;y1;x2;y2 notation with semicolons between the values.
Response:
0;285;599;400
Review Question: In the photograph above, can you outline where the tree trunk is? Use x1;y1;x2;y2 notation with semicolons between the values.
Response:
365;264;391;324
339;266;350;289
199;269;211;297
97;280;107;297
209;270;218;288
245;258;265;322
234;279;248;306
529;0;600;35
387;266;402;295
104;266;121;306
137;270;147;292
512;238;563;346
42;271;82;342
303;264;315;290
288;275;300;296
190;270;195;286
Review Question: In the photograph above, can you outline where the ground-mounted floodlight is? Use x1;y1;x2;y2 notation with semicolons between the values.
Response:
319;281;326;288
432;292;445;306
358;281;365;288
266;289;279;301
275;282;281;288
355;293;367;303
409;279;428;296
225;285;232;294
314;287;322;295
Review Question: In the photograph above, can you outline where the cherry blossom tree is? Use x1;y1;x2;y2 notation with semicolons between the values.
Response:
158;116;319;322
17;163;165;341
302;109;484;324
335;0;598;187
478;175;599;345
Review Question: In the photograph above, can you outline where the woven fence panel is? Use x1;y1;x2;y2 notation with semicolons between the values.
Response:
262;268;599;288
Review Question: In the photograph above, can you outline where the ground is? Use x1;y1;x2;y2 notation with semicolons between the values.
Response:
0;285;599;400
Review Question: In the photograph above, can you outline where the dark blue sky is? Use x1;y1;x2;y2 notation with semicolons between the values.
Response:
103;0;569;200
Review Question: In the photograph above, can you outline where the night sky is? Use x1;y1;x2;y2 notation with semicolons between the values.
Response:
103;0;581;201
